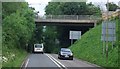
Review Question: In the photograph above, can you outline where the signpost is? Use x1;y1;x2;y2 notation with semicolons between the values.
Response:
101;0;117;63
69;31;81;45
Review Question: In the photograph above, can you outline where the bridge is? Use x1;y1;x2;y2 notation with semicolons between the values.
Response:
35;15;101;26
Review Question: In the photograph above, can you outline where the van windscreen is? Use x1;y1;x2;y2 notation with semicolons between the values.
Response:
35;45;42;48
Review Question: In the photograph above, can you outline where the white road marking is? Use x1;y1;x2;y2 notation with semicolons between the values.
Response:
25;58;29;68
45;54;61;67
48;54;66;68
45;54;67;69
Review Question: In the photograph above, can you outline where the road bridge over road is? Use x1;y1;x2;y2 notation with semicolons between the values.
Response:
35;15;101;26
34;15;102;47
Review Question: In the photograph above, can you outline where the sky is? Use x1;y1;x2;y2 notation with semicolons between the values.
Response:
25;0;120;16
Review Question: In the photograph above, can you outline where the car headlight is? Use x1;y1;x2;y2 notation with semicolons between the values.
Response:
70;53;73;56
61;52;64;55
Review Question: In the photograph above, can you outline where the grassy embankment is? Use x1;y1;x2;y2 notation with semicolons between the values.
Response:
2;48;27;68
70;18;119;67
2;42;28;68
0;26;2;68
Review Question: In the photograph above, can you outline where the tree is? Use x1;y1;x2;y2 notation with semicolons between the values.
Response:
61;2;87;15
2;2;28;18
35;26;43;43
42;26;58;53
45;2;63;15
45;2;101;15
87;2;101;15
106;2;119;11
2;2;35;50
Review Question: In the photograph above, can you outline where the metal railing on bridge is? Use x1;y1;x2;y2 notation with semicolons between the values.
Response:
36;15;101;20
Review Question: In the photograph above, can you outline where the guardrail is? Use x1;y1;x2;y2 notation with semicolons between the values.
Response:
36;15;101;20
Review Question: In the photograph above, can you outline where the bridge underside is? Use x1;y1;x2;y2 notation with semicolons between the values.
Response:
35;21;95;47
36;22;94;26
35;19;97;26
37;22;97;26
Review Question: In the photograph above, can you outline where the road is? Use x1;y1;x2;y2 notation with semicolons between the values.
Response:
23;53;102;69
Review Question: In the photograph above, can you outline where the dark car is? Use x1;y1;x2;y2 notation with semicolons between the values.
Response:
58;48;73;60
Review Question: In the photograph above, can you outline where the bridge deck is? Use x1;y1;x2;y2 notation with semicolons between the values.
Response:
35;19;97;23
35;15;101;26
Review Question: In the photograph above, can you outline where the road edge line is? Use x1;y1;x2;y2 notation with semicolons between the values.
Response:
20;53;30;69
25;59;29;68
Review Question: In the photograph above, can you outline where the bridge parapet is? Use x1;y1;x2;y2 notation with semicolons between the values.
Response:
36;15;101;20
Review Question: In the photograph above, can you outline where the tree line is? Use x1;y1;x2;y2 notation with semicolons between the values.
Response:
2;2;35;52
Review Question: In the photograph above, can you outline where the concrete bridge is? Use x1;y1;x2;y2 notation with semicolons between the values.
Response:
35;15;101;26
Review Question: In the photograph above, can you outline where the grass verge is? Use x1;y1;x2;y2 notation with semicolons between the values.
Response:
70;19;119;67
2;47;27;68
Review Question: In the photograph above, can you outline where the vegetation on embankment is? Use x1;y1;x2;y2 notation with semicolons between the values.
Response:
70;18;119;67
0;26;2;68
2;48;27;67
2;2;35;67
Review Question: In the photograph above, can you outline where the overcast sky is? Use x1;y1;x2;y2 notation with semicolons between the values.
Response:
25;0;120;16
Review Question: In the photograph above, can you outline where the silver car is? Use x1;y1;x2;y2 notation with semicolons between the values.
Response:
58;48;73;60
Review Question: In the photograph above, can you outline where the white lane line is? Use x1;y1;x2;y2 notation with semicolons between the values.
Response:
25;58;29;68
48;54;66;68
46;54;67;69
45;54;61;67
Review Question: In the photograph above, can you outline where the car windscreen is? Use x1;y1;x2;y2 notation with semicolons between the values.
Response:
35;45;42;48
61;49;71;53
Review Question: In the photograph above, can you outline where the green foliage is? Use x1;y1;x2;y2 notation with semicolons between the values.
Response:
45;2;101;15
0;26;1;68
70;19;119;67
2;2;35;67
87;2;101;16
2;48;27;67
35;26;43;43
44;26;57;39
3;13;27;47
61;2;87;15
43;26;59;53
106;2;120;11
45;2;63;15
2;2;28;18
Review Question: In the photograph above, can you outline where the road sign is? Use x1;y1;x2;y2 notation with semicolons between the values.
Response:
101;21;116;41
118;1;120;7
69;31;81;40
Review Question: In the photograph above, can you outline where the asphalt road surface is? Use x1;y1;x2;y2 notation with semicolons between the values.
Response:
24;53;102;69
27;54;58;67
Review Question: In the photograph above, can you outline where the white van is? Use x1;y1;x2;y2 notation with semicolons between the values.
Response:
34;43;44;53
